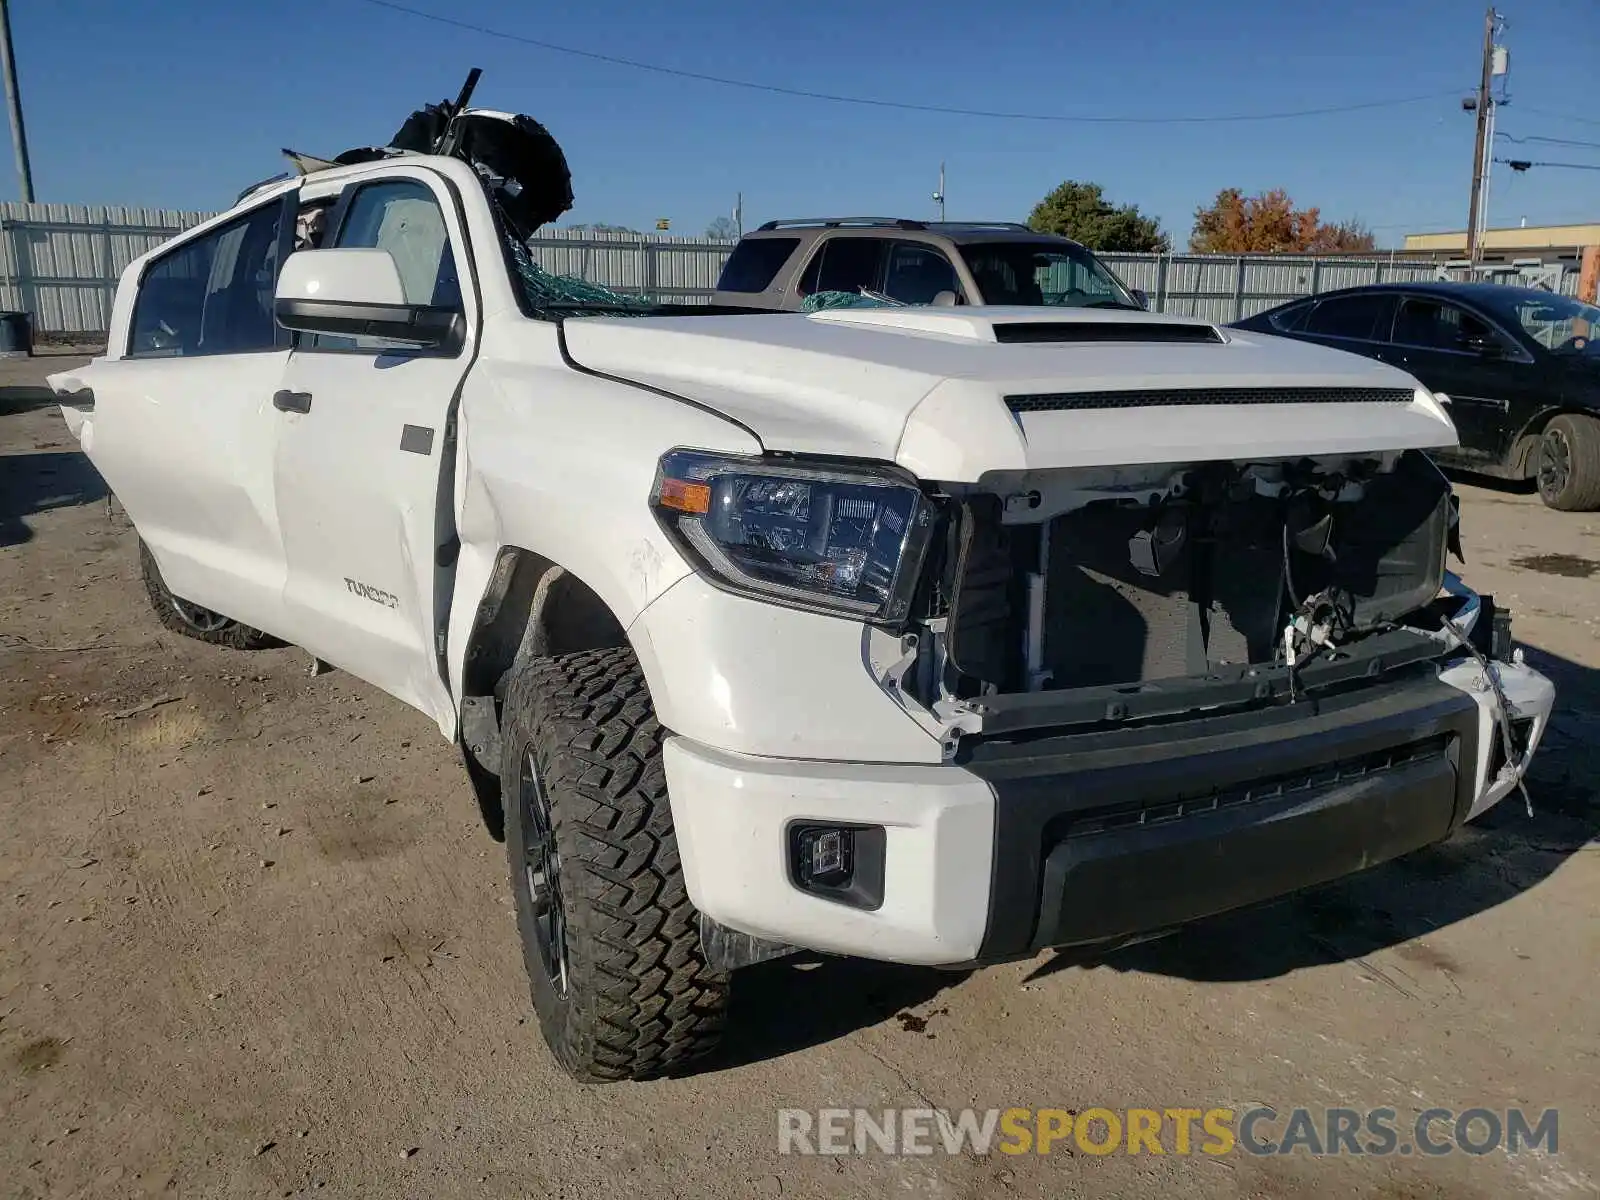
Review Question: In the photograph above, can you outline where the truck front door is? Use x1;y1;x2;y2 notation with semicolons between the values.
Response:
270;169;475;731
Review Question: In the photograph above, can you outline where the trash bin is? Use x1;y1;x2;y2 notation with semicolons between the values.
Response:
0;311;31;358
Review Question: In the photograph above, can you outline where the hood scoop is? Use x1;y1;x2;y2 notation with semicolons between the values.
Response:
993;321;1223;345
1006;386;1417;414
807;307;1226;345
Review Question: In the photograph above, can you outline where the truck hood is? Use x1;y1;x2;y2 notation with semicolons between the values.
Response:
560;306;1457;481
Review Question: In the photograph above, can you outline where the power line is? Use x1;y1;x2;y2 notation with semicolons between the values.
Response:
1496;157;1600;172
350;0;1461;126
1497;132;1600;152
1513;105;1600;128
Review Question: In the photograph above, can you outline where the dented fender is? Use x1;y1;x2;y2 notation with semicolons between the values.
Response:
443;338;758;711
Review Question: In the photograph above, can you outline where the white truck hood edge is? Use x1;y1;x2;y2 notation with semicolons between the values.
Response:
560;308;1458;481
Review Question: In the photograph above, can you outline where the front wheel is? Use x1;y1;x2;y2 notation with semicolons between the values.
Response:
139;541;277;649
1536;414;1600;511
499;646;728;1082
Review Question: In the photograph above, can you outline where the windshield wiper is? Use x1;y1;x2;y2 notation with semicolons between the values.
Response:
1083;299;1143;310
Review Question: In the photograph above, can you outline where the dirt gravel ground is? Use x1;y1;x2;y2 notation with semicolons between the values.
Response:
2;354;1597;1199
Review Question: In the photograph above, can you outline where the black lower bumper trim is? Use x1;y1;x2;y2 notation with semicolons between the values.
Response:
965;673;1480;961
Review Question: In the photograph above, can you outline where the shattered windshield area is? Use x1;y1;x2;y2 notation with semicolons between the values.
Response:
959;242;1138;308
504;235;654;318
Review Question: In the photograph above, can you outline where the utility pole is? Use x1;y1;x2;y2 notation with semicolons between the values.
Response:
1464;6;1496;262
933;162;945;222
734;191;742;238
0;0;33;202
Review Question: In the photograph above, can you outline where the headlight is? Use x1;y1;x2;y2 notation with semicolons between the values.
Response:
650;450;936;623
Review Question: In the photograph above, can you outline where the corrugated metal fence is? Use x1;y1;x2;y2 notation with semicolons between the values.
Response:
0;201;1579;336
0;202;212;335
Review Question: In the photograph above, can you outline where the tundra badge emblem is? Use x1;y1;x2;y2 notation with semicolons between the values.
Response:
344;577;399;609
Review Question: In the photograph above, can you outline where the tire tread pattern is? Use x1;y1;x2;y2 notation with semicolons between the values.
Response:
501;646;727;1082
1543;414;1600;512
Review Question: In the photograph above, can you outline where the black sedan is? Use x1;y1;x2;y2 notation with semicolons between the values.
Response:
1234;282;1600;510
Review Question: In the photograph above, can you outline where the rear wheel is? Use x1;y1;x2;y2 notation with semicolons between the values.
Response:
139;540;277;649
1535;414;1600;511
500;646;728;1082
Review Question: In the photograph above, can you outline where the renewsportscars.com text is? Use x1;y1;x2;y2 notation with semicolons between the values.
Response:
777;1106;1559;1157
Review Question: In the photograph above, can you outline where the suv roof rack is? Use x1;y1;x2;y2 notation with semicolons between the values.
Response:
235;172;292;205
927;221;1034;232
756;217;927;231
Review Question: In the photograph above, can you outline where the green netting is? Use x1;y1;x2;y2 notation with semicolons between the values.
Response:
800;291;902;312
505;233;649;317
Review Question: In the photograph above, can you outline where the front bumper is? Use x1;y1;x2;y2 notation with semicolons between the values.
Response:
664;660;1553;968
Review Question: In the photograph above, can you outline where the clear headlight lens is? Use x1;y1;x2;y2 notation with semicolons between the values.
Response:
650;450;936;622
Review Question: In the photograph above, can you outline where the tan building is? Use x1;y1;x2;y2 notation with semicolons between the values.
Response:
1402;223;1600;261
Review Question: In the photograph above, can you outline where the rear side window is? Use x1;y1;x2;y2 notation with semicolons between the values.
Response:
1267;301;1313;333
129;198;287;358
716;237;799;293
798;238;889;297
1304;294;1396;341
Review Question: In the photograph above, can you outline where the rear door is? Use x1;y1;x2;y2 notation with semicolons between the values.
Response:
70;193;295;635
270;168;475;728
1389;296;1527;465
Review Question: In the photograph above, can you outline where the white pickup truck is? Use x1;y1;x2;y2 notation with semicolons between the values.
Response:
51;146;1555;1082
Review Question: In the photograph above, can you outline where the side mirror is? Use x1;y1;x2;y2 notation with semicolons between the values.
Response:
274;248;462;350
930;290;958;308
1130;288;1150;310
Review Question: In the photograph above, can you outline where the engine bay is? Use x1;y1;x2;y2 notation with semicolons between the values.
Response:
897;449;1459;739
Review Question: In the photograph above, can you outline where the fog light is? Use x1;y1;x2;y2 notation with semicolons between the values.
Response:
805;828;850;881
788;823;887;910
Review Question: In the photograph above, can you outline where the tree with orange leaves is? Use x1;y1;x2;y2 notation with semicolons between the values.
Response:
1190;188;1376;254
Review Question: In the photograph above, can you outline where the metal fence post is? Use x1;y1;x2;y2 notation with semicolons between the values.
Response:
1232;256;1246;321
1309;258;1322;296
1154;255;1169;313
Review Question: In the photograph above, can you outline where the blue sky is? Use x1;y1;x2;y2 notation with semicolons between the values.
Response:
8;0;1598;246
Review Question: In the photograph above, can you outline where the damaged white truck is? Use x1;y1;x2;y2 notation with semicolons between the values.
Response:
51;89;1555;1083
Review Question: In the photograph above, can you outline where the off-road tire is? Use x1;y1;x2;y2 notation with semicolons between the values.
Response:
500;646;728;1082
139;540;277;650
1536;414;1600;511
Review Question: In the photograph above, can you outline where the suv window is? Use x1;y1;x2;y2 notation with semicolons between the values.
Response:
129;198;286;358
317;178;461;350
958;242;1131;307
717;237;798;293
1393;297;1502;353
798;238;889;297
1304;294;1396;341
882;242;960;305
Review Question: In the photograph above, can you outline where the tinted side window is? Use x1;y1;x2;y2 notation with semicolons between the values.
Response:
1304;294;1396;341
129;199;286;358
717;237;799;293
1393;298;1498;352
813;238;888;295
883;242;959;305
1268;301;1313;333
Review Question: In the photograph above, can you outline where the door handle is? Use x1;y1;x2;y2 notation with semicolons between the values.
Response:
273;389;312;413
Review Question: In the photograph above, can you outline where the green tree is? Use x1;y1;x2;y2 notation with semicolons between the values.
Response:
1027;181;1169;252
